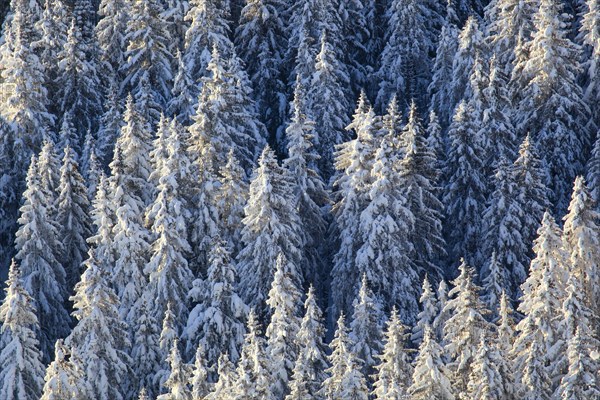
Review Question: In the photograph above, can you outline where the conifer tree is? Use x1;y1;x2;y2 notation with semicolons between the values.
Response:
0;4;54;169
190;345;211;397
519;329;552;400
320;314;369;400
156;303;178;390
205;353;237;400
450;17;485;112
330;102;379;317
237;146;304;314
443;101;487;267
562;176;600;314
215;150;248;256
285;285;328;400
510;134;551;268
144;110;193;325
372;307;413;399
56;145;92;292
54;19;103;142
95;0;129;79
427;110;445;170
481;251;508;315
411;275;438;345
555;327;600;399
108;145;150;324
349;275;385;384
432;280;450;341
581;0;600;125
306;33;351;177
66;249;132;400
429;24;459;128
183;0;233;83
443;259;493;394
235;0;287;139
376;0;432;110
114;94;154;205
32;0;69;91
487;0;537;76
0;260;45;400
552;273;600;384
234;311;274;399
157;340;193;400
465;335;511;400
357;123;420;318
87;174;114;269
284;0;331;84
482;158;527;298
266;253;303;398
131;294;162;398
122;0;173;108
185;238;247;367
399;102;445;277
283;79;330;286
96;81;123;163
408;326;454;400
516;0;592;211
188;47;266;173
14;156;69;360
40;340;81;400
37;140;61;219
512;212;567;389
167;49;196;124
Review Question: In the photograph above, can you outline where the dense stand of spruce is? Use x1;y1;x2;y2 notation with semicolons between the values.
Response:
0;0;599;398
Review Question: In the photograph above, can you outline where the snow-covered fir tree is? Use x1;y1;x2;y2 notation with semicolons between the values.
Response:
320;314;369;400
562;176;600;314
266;253;303;398
14;155;69;361
95;0;129;80
167;50;196;124
39;340;81;400
233;310;274;399
372;307;413;400
429;24;459;128
376;0;432;110
188;47;266;173
408;325;454;400
555;327;600;399
399;102;445;278
215;149;248;256
285;285;328;400
512;211;568;391
121;0;174;109
411;275;438;345
330;101;379;317
237;145;304;314
443;259;493;394
185;237;247;368
349;274;385;385
205;353;237;400
516;0;593;212
0;259;45;400
131;294;162;398
482;158;527;299
305;32;351;178
356;115;420;320
144;112;193;326
56;144;92;292
0;2;54;170
157;339;193;400
443;100;487;267
283;79;330;287
65;249;132;400
190;344;211;399
183;0;233;83
235;0;287;140
54;19;102;143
